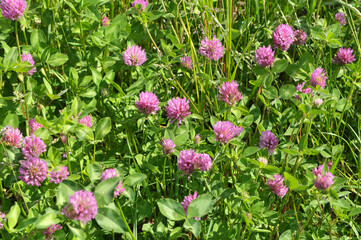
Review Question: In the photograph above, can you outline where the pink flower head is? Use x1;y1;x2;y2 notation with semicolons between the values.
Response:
101;169;125;197
272;24;294;51
259;130;278;155
181;56;193;69
78;114;92;127
19;157;48;186
194;134;201;144
135;91;160;115
132;0;148;11
102;16;110;26
162;139;176;155
29;118;43;135
217;81;243;106
178;149;198;174
49;166;69;184
22;135;46;159
0;0;26;20
267;174;288;198
181;192;200;220
198;36;224;61
165;97;191;126
255;45;275;67
295;82;312;100
195;153;212;171
332;48;356;65
213;121;243;144
310;68;327;89
313;98;323;107
1;126;23;147
335;12;346;26
258;157;268;166
62;190;98;224
123;45;146;66
43;224;62;240
312;164;334;190
0;211;6;230
293;30;307;45
21;53;36;75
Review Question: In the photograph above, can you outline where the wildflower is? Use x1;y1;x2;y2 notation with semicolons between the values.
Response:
102;16;110;26
49;166;69;184
101;169;126;197
217;81;243;106
135;91;160;115
62;151;71;158
195;153;212;171
0;211;6;230
178;149;198;174
194;134;201;144
213;121;243;144
259;131;278;155
1;126;23;147
255;45;275;67
19;157;48;186
258;157;268;166
0;0;26;20
181;56;193;69
162;139;176;155
181;192;200;220
295;82;312;100
335;12;346;26
310;68;327;89
21;53;36;75
165;97;191;126
123;45;146;66
62;190;98;224
332;48;356;65
312;164;334;190
313;98;323;107
198;36;224;61
60;133;67;144
267;174;288;198
132;0;148;11
293;30;307;45
22;135;46;159
29;118;43;135
272;24;294;51
43;224;62;240
78;114;92;127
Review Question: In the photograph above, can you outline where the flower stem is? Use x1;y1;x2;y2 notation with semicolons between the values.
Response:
116;199;137;240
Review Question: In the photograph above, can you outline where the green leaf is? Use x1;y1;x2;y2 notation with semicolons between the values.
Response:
71;97;82;117
47;147;61;166
95;207;126;233
91;67;102;87
3;47;18;69
184;218;201;237
350;207;361;217
94;177;120;206
75;125;94;141
34;213;61;229
88;164;102;183
30;29;47;50
284;172;307;191
48;53;69;67
95;117;112;140
272;59;289;73
280;230;292;240
243;147;260;157
57;180;83;207
279;84;296;100
2;113;19;128
158;198;186;221
124;173;146;187
253;66;269;75
264;72;274;88
7;203;20;230
67;224;87;240
187;194;214;219
282;148;301;156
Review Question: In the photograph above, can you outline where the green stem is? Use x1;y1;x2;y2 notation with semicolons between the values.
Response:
116;199;137;240
15;21;21;59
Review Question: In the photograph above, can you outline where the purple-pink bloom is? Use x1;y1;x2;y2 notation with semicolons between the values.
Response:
195;153;212;171
178;149;198;175
313;98;323;107
0;211;6;230
255;45;275;67
49;166;69;184
132;0;148;11
162;139;176;155
21;53;36;75
62;190;98;224
198;36;225;61
181;192;200;220
194;134;201;144
181;56;193;69
19;157;48;186
217;81;243;106
295;82;312;100
43;224;62;240
135;91;160;115
335;12;346;26
29;118;43;135
310;68;327;89
1;126;23;148
332;48;356;65
259;130;278;155
293;30;307;45
312;164;334;190
213;121;243;144
102;16;110;26
267;174;288;198
78;114;92;127
258;157;268;166
123;45;146;66
101;169;126;197
0;0;26;20
165;97;191;126
22;135;46;159
272;24;294;51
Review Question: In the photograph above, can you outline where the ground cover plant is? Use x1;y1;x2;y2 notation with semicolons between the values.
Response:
0;0;361;239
